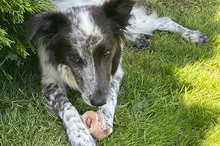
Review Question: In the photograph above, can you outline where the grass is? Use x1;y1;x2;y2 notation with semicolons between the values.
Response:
1;0;220;145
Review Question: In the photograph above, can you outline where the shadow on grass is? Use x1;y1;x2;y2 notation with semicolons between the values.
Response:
0;54;41;110
102;34;219;145
0;54;71;145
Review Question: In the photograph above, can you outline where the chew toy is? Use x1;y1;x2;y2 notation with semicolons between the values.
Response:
81;111;112;140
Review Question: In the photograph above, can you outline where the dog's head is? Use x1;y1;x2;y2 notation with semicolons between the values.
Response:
27;0;135;106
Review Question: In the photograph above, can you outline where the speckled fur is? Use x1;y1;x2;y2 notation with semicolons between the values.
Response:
27;0;209;145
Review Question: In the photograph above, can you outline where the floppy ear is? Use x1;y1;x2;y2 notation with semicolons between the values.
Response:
26;12;70;41
103;0;135;38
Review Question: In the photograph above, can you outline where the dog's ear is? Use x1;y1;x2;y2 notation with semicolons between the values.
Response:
103;0;135;38
26;12;70;40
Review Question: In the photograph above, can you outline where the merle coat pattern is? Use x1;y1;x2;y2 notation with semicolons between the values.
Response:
27;0;209;145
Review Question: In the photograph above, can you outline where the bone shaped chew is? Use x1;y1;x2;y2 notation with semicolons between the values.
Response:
81;111;112;140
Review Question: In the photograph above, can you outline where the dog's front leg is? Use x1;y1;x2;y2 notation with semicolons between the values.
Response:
96;66;124;135
42;83;96;146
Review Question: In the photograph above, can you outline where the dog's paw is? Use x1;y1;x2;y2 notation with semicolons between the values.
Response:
66;126;97;146
181;30;209;44
135;34;151;48
82;111;113;141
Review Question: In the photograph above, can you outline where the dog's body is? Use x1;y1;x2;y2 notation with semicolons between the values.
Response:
27;0;209;145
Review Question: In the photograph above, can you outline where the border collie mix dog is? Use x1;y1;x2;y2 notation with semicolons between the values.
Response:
27;0;208;145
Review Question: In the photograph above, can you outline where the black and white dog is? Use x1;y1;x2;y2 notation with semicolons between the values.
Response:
27;0;208;145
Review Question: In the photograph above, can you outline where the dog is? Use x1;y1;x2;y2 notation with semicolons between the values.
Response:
27;0;209;145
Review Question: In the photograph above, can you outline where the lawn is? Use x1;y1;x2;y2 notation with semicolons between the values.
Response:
1;0;220;145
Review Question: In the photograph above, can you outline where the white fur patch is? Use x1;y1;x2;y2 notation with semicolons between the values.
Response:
57;64;80;90
37;41;60;85
126;7;158;36
50;0;109;11
78;11;101;36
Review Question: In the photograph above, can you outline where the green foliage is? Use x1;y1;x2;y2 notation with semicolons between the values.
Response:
0;0;54;79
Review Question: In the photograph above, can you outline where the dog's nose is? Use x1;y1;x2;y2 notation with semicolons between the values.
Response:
91;97;106;106
90;90;107;106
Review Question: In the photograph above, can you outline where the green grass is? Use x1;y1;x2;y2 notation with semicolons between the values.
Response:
1;0;220;145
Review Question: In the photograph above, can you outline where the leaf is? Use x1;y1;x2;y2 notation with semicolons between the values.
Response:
0;67;12;80
6;52;18;61
3;96;12;103
133;99;150;112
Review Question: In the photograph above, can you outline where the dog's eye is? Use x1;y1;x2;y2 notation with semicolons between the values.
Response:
70;55;80;62
104;50;110;57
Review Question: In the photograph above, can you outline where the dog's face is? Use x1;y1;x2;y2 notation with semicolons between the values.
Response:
27;0;134;106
